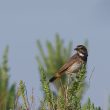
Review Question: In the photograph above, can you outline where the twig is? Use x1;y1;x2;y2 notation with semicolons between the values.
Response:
89;67;95;85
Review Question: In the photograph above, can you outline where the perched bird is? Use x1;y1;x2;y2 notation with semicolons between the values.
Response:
49;45;88;82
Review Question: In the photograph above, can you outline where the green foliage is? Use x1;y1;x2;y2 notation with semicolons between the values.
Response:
82;98;101;110
36;35;87;99
36;35;101;110
0;46;16;110
17;80;38;110
17;80;30;110
0;36;103;110
39;66;101;110
36;34;73;89
40;67;56;110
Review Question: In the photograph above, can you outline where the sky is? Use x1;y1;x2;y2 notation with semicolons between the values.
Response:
0;0;110;109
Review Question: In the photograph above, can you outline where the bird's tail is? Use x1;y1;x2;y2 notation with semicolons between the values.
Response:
49;76;57;82
49;73;60;82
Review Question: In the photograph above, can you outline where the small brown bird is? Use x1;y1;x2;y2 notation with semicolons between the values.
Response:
49;45;88;82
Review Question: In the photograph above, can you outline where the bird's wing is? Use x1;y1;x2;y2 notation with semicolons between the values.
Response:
57;54;78;75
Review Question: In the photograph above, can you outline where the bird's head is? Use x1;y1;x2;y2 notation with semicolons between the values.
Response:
74;45;88;57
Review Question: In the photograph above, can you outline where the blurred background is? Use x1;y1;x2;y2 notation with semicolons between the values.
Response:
0;0;110;109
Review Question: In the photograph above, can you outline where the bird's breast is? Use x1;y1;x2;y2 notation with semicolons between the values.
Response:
66;62;82;74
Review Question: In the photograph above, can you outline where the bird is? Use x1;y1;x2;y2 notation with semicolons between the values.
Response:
49;45;88;83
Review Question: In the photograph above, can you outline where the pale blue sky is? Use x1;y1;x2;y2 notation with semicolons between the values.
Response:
0;0;110;109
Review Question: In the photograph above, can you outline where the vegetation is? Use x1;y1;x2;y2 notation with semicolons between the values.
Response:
0;46;15;110
36;35;101;110
0;35;104;110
